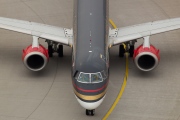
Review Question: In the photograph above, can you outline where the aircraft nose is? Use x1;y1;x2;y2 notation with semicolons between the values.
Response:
75;95;106;110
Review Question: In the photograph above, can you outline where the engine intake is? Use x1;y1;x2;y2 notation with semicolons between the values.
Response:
22;45;49;71
134;45;160;71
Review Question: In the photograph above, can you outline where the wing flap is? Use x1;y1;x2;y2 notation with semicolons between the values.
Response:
0;17;72;45
109;18;180;46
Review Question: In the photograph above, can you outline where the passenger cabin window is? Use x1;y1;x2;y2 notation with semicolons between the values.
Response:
77;71;106;83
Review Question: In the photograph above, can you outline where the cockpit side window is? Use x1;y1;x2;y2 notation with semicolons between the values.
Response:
101;70;107;79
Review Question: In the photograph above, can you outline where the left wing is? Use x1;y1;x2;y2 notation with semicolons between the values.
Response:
0;17;73;46
109;18;180;46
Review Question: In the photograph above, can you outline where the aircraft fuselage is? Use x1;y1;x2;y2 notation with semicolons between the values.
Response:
72;0;109;110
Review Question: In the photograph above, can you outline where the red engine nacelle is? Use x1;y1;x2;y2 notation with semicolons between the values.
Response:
22;45;49;71
133;45;160;71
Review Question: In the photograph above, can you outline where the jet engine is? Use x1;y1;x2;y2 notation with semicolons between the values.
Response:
133;45;160;71
22;45;49;71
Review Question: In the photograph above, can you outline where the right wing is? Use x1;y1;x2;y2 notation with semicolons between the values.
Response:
0;17;73;46
109;18;180;46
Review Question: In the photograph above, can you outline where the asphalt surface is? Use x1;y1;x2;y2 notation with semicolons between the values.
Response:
0;0;179;120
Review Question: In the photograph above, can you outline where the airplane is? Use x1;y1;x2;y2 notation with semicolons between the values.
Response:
0;0;180;116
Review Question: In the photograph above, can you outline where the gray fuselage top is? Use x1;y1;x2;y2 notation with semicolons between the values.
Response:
74;0;108;73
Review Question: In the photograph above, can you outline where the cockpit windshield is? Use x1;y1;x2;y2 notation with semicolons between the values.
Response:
76;71;107;83
91;73;102;83
77;73;90;83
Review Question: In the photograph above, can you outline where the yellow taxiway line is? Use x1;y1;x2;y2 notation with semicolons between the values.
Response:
102;20;129;120
109;19;117;29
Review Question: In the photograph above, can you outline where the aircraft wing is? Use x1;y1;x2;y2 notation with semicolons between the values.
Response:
109;18;180;46
0;17;73;46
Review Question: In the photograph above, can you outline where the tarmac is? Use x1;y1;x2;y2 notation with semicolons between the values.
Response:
0;0;179;120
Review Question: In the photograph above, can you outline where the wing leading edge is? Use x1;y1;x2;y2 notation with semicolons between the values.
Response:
0;17;73;46
109;18;180;46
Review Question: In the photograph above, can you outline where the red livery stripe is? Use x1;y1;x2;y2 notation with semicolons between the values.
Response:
72;81;109;93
